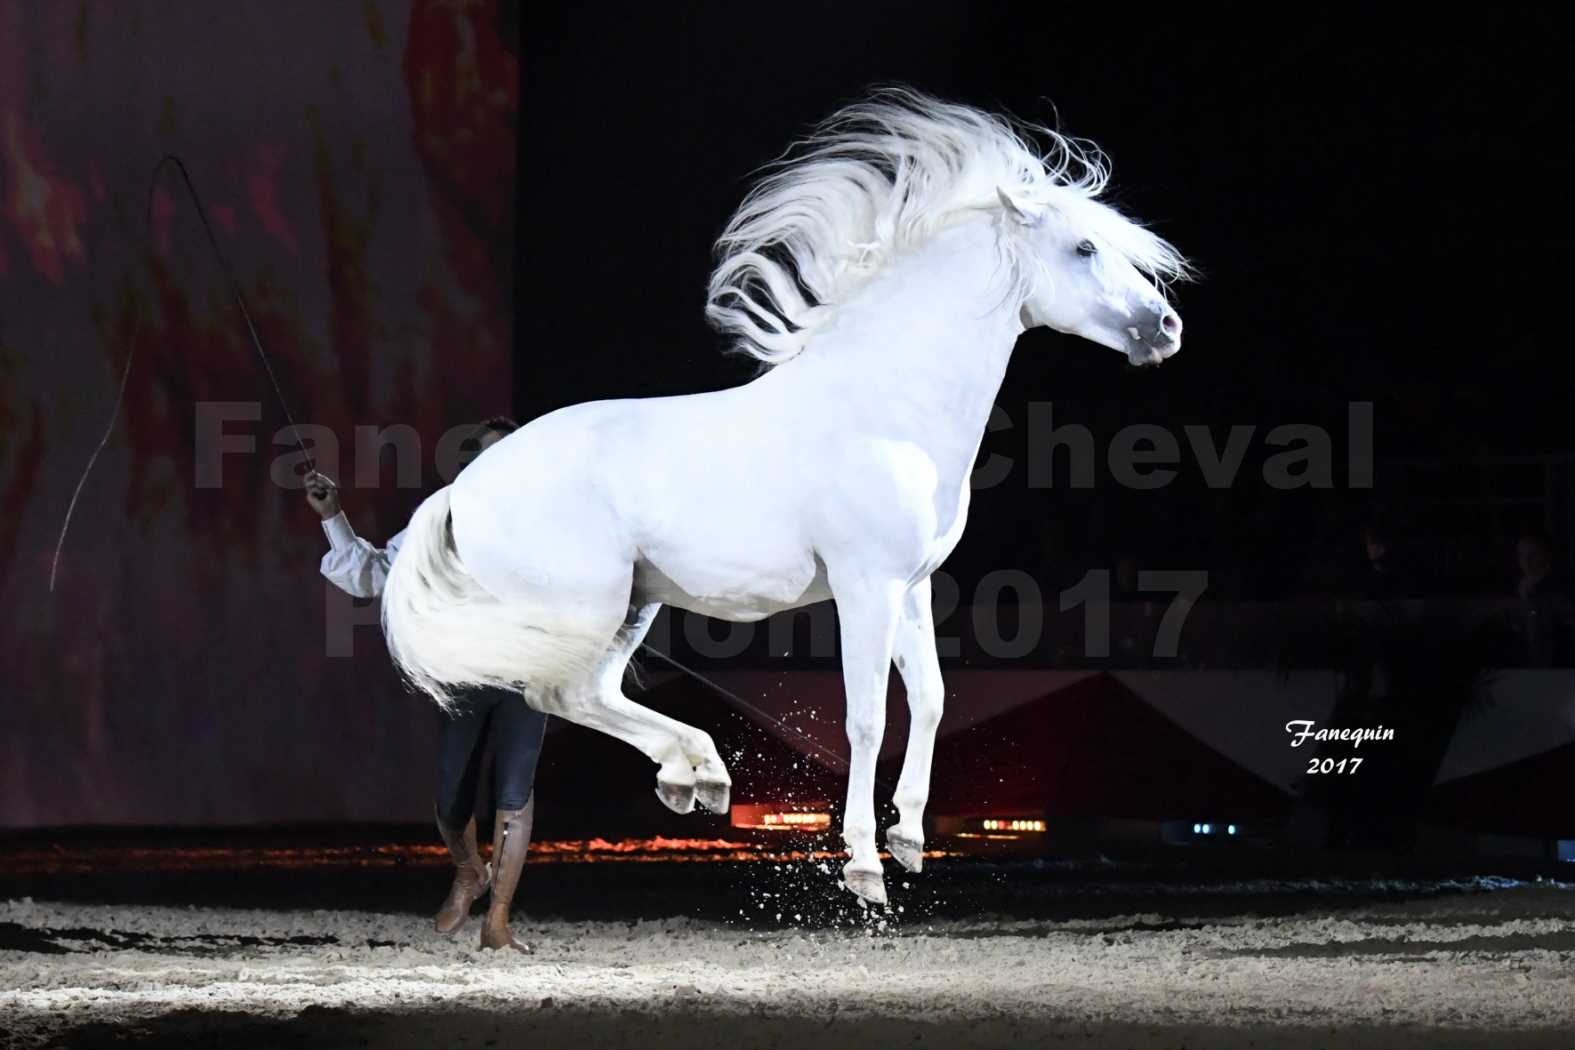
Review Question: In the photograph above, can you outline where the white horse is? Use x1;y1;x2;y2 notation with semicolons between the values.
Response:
381;88;1191;904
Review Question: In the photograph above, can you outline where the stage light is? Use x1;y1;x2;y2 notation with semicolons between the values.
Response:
730;804;833;832
1227;824;1237;836
759;812;831;828
1201;823;1211;834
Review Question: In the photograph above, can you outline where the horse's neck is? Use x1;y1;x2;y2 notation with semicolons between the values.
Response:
810;217;1023;487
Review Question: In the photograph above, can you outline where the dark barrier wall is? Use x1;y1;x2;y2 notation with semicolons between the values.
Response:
0;1;517;826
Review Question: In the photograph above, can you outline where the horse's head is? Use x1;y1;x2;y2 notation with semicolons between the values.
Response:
997;187;1184;367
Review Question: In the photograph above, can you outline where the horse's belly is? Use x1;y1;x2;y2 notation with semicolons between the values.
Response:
633;550;828;621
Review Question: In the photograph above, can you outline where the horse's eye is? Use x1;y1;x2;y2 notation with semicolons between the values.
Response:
1076;239;1098;257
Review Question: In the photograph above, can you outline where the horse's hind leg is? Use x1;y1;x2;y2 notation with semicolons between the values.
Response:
550;603;731;815
886;577;944;874
608;603;732;813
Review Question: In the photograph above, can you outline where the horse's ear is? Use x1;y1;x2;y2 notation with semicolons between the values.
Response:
997;187;1044;227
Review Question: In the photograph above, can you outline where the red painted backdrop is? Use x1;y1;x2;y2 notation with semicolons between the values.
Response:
0;0;518;826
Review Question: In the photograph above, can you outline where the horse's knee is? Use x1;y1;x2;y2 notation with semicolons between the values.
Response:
845;717;881;754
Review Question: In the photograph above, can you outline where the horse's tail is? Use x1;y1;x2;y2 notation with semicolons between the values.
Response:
380;486;604;710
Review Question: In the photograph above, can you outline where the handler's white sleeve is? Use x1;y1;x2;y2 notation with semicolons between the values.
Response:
319;512;407;599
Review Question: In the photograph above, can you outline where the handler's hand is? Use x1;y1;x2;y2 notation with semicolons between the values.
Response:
305;471;341;519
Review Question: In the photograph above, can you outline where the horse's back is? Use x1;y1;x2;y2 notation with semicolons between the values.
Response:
449;386;832;615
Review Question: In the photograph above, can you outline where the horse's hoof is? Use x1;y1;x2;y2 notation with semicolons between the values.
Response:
886;830;923;874
695;780;731;814
842;865;887;906
656;780;696;814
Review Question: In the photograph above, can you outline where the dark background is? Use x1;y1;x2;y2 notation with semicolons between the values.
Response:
519;4;1573;599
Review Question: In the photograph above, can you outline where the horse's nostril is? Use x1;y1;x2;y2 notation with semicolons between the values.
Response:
1161;311;1182;337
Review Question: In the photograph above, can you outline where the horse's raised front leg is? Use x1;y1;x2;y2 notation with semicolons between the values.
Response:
830;577;905;906
886;576;943;873
545;603;731;815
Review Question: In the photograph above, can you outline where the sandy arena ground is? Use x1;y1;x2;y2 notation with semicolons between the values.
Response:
5;879;1575;1049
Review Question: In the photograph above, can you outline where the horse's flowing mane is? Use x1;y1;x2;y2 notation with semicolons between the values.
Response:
706;87;1193;365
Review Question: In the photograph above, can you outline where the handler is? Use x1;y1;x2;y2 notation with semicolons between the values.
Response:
306;415;542;952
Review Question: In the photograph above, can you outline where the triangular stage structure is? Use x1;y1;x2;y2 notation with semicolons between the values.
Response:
1426;739;1575;839
892;672;1293;822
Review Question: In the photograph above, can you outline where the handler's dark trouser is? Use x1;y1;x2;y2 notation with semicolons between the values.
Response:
435;687;547;827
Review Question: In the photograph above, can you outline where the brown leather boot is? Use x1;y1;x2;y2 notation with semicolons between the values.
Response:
479;796;534;951
434;808;491;934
